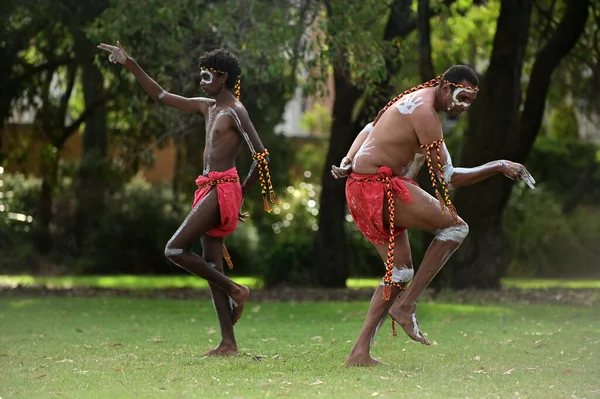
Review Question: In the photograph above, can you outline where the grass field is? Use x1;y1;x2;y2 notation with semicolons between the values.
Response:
1;296;598;399
2;274;600;290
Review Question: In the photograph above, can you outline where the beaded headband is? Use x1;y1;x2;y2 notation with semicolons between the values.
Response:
200;66;241;100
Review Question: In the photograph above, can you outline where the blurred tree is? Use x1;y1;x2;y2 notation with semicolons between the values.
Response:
440;0;591;289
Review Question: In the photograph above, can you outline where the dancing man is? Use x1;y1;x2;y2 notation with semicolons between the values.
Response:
98;42;278;356
331;65;535;366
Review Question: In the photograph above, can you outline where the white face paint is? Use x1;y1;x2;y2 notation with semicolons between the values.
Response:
200;69;214;85
448;87;477;110
396;93;424;115
352;137;375;169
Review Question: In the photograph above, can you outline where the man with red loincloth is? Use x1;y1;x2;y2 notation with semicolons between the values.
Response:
98;42;278;356
331;65;536;366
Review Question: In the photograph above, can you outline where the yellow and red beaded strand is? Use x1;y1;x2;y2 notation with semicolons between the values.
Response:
252;149;279;212
420;139;458;223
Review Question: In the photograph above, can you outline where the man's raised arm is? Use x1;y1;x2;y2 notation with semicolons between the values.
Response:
97;41;212;117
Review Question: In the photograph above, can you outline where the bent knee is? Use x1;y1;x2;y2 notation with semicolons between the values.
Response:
435;220;469;243
164;240;184;260
385;261;414;283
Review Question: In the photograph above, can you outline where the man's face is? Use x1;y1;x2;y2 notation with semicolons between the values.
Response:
199;68;224;96
442;80;478;116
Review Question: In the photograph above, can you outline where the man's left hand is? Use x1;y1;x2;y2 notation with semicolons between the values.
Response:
500;160;536;189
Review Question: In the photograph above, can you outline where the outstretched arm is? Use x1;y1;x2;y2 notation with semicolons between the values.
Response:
331;122;373;179
415;111;535;190
97;41;213;117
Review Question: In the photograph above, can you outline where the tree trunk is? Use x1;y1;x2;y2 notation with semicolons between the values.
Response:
438;0;533;289
73;29;108;249
313;65;362;287
35;149;59;253
417;0;435;82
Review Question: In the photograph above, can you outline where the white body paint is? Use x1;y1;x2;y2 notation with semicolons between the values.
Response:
440;164;455;190
158;89;167;100
396;93;424;115
412;313;423;339
392;266;414;283
435;224;469;242
352;137;375;169
403;153;425;180
202;106;258;176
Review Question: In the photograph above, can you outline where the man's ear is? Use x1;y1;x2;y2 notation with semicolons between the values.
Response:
221;72;229;84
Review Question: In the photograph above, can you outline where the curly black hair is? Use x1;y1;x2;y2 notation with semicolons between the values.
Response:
198;48;242;90
441;65;479;90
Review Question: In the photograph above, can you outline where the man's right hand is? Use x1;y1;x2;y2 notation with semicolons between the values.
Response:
97;41;129;65
331;157;352;179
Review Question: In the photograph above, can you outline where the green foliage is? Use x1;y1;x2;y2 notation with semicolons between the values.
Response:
504;185;600;277
526;136;599;202
548;103;580;139
299;103;332;136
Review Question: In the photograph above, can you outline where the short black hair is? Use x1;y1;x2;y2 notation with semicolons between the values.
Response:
198;49;242;89
441;65;479;89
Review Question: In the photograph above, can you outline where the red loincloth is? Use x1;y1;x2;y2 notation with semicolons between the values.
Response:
346;166;418;245
193;168;243;238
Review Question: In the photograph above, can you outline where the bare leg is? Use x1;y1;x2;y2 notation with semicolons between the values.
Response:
386;184;469;345
345;232;413;367
201;235;239;357
164;188;249;322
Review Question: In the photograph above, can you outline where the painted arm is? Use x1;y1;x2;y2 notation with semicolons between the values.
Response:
415;111;535;190
331;122;373;179
226;105;266;197
97;41;212;117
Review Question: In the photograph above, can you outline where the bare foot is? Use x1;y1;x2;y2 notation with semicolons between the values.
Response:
344;354;387;367
229;285;250;325
388;301;431;345
203;342;238;357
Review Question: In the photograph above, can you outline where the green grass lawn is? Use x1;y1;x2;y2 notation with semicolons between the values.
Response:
2;274;600;290
1;297;598;399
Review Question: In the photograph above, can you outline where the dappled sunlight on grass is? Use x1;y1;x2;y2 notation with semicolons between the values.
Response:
502;277;600;289
1;275;599;291
0;275;263;290
430;302;510;315
0;297;598;398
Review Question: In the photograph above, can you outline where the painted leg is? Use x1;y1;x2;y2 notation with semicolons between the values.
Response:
388;224;468;345
346;233;414;366
164;188;249;324
382;182;471;346
202;236;239;357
